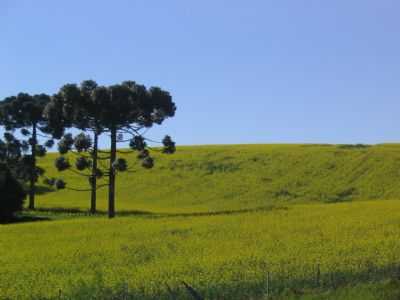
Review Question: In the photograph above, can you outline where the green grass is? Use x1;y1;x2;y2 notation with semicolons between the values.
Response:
2;143;400;299
37;143;400;212
3;200;400;299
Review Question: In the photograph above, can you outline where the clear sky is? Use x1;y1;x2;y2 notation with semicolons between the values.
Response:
1;0;399;147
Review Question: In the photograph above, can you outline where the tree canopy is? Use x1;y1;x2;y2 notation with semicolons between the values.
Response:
0;93;60;209
99;81;176;218
0;79;177;218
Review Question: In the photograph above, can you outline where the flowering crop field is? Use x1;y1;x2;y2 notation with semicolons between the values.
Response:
1;200;400;299
2;144;400;299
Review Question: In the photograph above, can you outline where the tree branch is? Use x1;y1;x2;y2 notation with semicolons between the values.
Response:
116;149;135;154
66;183;108;192
69;150;92;159
147;146;162;152
37;132;52;139
66;168;91;177
144;137;162;144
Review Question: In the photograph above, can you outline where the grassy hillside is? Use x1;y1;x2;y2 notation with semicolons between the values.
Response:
2;143;400;299
37;143;400;213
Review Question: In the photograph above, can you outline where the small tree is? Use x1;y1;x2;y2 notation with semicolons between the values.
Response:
0;93;61;209
0;162;26;221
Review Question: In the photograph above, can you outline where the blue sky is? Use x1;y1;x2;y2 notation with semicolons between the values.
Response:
1;0;399;147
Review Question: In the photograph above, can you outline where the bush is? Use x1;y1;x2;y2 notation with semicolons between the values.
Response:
55;156;70;171
55;179;66;190
0;163;26;221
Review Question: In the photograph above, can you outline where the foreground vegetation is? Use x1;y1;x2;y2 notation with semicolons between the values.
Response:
3;144;400;299
2;199;400;299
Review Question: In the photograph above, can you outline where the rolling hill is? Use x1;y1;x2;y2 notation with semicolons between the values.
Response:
37;143;400;213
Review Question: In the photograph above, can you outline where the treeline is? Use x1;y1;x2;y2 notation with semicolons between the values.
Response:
0;80;176;219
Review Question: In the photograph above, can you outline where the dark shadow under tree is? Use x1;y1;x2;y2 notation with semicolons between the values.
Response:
0;163;26;221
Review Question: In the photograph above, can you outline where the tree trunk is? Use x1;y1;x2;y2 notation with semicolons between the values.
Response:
90;130;98;214
108;126;117;218
28;124;37;210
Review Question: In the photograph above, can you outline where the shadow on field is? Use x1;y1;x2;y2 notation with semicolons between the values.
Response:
0;215;50;225
32;207;154;217
35;185;55;195
29;205;288;219
152;205;288;219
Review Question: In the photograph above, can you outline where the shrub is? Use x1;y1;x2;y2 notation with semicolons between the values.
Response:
55;156;70;171
0;163;26;221
55;179;66;190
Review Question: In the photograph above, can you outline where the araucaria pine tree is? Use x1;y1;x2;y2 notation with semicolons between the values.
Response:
0;93;62;209
45;80;107;213
42;79;176;218
96;81;176;218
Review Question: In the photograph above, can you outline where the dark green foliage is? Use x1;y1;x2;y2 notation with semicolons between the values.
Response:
3;132;15;142
137;149;150;160
162;135;176;154
46;80;105;214
0;140;5;159
54;130;103;213
0;93;49;128
55;178;66;190
0;92;58;210
0;163;26;221
42;176;66;191
113;158;127;172
74;133;92;152
146;86;176;125
0;134;41;185
48;80;103;134
55;157;70;171
75;157;91;171
35;145;47;157
20;140;30;152
5;79;177;217
129;136;146;151
44;139;55;148
95;168;103;179
58;134;74;154
14;155;33;181
88;168;104;186
20;128;30;136
43;177;56;187
136;148;154;169
56;80;177;218
36;166;45;177
142;156;154;169
117;133;124;143
0;92;62;141
42;94;70;139
0;133;22;162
